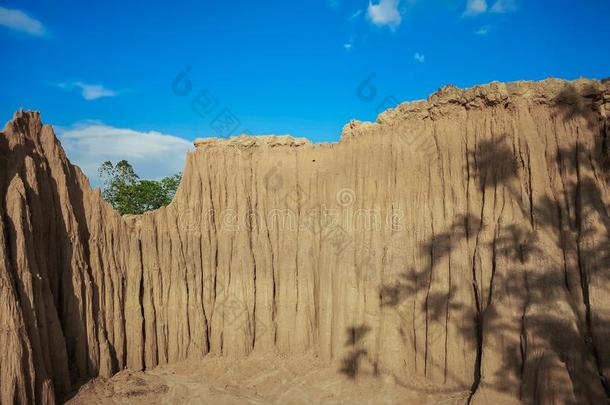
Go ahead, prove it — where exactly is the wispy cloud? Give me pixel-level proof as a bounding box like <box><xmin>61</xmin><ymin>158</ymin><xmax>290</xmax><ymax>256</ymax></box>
<box><xmin>367</xmin><ymin>0</ymin><xmax>402</xmax><ymax>30</ymax></box>
<box><xmin>57</xmin><ymin>123</ymin><xmax>193</xmax><ymax>185</ymax></box>
<box><xmin>463</xmin><ymin>0</ymin><xmax>488</xmax><ymax>16</ymax></box>
<box><xmin>464</xmin><ymin>0</ymin><xmax>518</xmax><ymax>16</ymax></box>
<box><xmin>344</xmin><ymin>36</ymin><xmax>355</xmax><ymax>50</ymax></box>
<box><xmin>0</xmin><ymin>6</ymin><xmax>47</xmax><ymax>37</ymax></box>
<box><xmin>329</xmin><ymin>0</ymin><xmax>340</xmax><ymax>10</ymax></box>
<box><xmin>349</xmin><ymin>9</ymin><xmax>364</xmax><ymax>22</ymax></box>
<box><xmin>57</xmin><ymin>81</ymin><xmax>119</xmax><ymax>100</ymax></box>
<box><xmin>476</xmin><ymin>25</ymin><xmax>491</xmax><ymax>35</ymax></box>
<box><xmin>490</xmin><ymin>0</ymin><xmax>519</xmax><ymax>13</ymax></box>
<box><xmin>414</xmin><ymin>52</ymin><xmax>425</xmax><ymax>63</ymax></box>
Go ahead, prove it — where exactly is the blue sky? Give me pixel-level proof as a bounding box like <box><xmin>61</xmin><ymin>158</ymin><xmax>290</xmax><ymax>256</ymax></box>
<box><xmin>1</xmin><ymin>0</ymin><xmax>610</xmax><ymax>181</ymax></box>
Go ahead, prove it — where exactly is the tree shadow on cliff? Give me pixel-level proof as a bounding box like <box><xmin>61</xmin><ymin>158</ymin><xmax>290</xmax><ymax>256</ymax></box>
<box><xmin>467</xmin><ymin>135</ymin><xmax>519</xmax><ymax>192</ymax></box>
<box><xmin>533</xmin><ymin>146</ymin><xmax>610</xmax><ymax>400</ymax></box>
<box><xmin>372</xmin><ymin>99</ymin><xmax>610</xmax><ymax>401</ymax></box>
<box><xmin>380</xmin><ymin>214</ymin><xmax>479</xmax><ymax>308</ymax></box>
<box><xmin>484</xmin><ymin>227</ymin><xmax>599</xmax><ymax>400</ymax></box>
<box><xmin>554</xmin><ymin>83</ymin><xmax>604</xmax><ymax>132</ymax></box>
<box><xmin>377</xmin><ymin>180</ymin><xmax>610</xmax><ymax>403</ymax></box>
<box><xmin>339</xmin><ymin>324</ymin><xmax>379</xmax><ymax>379</ymax></box>
<box><xmin>376</xmin><ymin>214</ymin><xmax>481</xmax><ymax>390</ymax></box>
<box><xmin>553</xmin><ymin>83</ymin><xmax>610</xmax><ymax>180</ymax></box>
<box><xmin>465</xmin><ymin>134</ymin><xmax>537</xmax><ymax>224</ymax></box>
<box><xmin>474</xmin><ymin>206</ymin><xmax>608</xmax><ymax>403</ymax></box>
<box><xmin>491</xmin><ymin>138</ymin><xmax>610</xmax><ymax>402</ymax></box>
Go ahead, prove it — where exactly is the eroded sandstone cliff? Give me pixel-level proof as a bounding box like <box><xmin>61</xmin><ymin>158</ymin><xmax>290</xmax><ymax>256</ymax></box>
<box><xmin>1</xmin><ymin>78</ymin><xmax>609</xmax><ymax>404</ymax></box>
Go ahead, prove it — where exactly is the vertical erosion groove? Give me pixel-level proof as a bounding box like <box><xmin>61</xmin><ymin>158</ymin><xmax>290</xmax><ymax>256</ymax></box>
<box><xmin>137</xmin><ymin>239</ymin><xmax>145</xmax><ymax>370</ymax></box>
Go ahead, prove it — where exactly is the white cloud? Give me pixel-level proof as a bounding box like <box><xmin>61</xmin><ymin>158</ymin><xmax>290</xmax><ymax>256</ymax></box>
<box><xmin>57</xmin><ymin>123</ymin><xmax>194</xmax><ymax>186</ymax></box>
<box><xmin>476</xmin><ymin>25</ymin><xmax>491</xmax><ymax>35</ymax></box>
<box><xmin>367</xmin><ymin>0</ymin><xmax>402</xmax><ymax>30</ymax></box>
<box><xmin>490</xmin><ymin>0</ymin><xmax>518</xmax><ymax>13</ymax></box>
<box><xmin>414</xmin><ymin>52</ymin><xmax>425</xmax><ymax>63</ymax></box>
<box><xmin>57</xmin><ymin>81</ymin><xmax>118</xmax><ymax>100</ymax></box>
<box><xmin>0</xmin><ymin>6</ymin><xmax>47</xmax><ymax>37</ymax></box>
<box><xmin>463</xmin><ymin>0</ymin><xmax>488</xmax><ymax>16</ymax></box>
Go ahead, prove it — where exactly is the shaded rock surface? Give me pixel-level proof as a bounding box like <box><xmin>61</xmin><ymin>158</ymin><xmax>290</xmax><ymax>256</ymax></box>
<box><xmin>1</xmin><ymin>78</ymin><xmax>610</xmax><ymax>404</ymax></box>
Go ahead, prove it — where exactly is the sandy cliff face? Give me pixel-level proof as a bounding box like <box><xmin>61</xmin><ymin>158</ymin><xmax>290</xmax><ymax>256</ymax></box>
<box><xmin>1</xmin><ymin>78</ymin><xmax>609</xmax><ymax>405</ymax></box>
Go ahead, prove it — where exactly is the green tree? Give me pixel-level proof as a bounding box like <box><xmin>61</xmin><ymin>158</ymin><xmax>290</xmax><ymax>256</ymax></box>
<box><xmin>98</xmin><ymin>160</ymin><xmax>182</xmax><ymax>215</ymax></box>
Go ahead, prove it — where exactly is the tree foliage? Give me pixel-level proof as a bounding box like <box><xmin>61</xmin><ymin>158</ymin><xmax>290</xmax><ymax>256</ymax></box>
<box><xmin>98</xmin><ymin>160</ymin><xmax>181</xmax><ymax>215</ymax></box>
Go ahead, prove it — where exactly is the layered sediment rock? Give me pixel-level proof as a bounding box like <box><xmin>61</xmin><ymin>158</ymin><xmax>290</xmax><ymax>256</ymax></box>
<box><xmin>1</xmin><ymin>78</ymin><xmax>609</xmax><ymax>404</ymax></box>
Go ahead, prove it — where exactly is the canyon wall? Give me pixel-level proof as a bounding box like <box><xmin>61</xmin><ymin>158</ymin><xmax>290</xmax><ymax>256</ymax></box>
<box><xmin>1</xmin><ymin>78</ymin><xmax>609</xmax><ymax>404</ymax></box>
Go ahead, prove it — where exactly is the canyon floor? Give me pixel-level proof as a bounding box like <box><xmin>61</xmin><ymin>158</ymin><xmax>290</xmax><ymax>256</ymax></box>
<box><xmin>65</xmin><ymin>354</ymin><xmax>471</xmax><ymax>405</ymax></box>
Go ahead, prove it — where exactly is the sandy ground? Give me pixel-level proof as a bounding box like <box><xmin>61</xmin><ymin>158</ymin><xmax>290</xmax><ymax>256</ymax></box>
<box><xmin>64</xmin><ymin>354</ymin><xmax>471</xmax><ymax>405</ymax></box>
